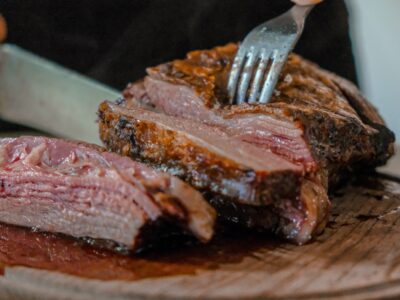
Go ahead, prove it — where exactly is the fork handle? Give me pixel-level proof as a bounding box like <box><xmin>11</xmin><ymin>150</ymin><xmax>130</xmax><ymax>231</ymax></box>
<box><xmin>290</xmin><ymin>4</ymin><xmax>315</xmax><ymax>29</ymax></box>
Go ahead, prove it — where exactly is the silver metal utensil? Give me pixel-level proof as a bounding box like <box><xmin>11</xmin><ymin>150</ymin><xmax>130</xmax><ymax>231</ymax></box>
<box><xmin>0</xmin><ymin>44</ymin><xmax>119</xmax><ymax>144</ymax></box>
<box><xmin>227</xmin><ymin>4</ymin><xmax>316</xmax><ymax>105</ymax></box>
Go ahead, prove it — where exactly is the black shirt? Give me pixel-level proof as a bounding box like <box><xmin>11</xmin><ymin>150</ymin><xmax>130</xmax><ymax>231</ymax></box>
<box><xmin>1</xmin><ymin>0</ymin><xmax>357</xmax><ymax>89</ymax></box>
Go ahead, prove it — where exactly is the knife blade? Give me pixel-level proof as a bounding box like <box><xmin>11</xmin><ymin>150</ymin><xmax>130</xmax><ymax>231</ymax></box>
<box><xmin>0</xmin><ymin>44</ymin><xmax>120</xmax><ymax>144</ymax></box>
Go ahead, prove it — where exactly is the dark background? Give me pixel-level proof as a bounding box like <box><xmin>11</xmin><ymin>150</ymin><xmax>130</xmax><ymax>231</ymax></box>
<box><xmin>1</xmin><ymin>0</ymin><xmax>357</xmax><ymax>90</ymax></box>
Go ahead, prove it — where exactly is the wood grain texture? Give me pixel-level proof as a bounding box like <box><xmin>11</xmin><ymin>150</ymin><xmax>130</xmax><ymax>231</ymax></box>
<box><xmin>0</xmin><ymin>132</ymin><xmax>399</xmax><ymax>299</ymax></box>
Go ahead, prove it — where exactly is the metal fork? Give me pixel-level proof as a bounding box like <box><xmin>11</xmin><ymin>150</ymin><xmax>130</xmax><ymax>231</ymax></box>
<box><xmin>227</xmin><ymin>4</ymin><xmax>316</xmax><ymax>105</ymax></box>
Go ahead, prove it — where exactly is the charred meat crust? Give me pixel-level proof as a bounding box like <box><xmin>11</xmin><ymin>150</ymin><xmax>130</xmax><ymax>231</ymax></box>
<box><xmin>99</xmin><ymin>102</ymin><xmax>302</xmax><ymax>207</ymax></box>
<box><xmin>275</xmin><ymin>54</ymin><xmax>395</xmax><ymax>172</ymax></box>
<box><xmin>141</xmin><ymin>44</ymin><xmax>394</xmax><ymax>178</ymax></box>
<box><xmin>98</xmin><ymin>102</ymin><xmax>330</xmax><ymax>244</ymax></box>
<box><xmin>99</xmin><ymin>103</ymin><xmax>311</xmax><ymax>242</ymax></box>
<box><xmin>99</xmin><ymin>43</ymin><xmax>394</xmax><ymax>244</ymax></box>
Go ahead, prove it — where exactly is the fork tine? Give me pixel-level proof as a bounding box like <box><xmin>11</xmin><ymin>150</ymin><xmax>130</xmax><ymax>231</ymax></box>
<box><xmin>227</xmin><ymin>54</ymin><xmax>245</xmax><ymax>104</ymax></box>
<box><xmin>236</xmin><ymin>50</ymin><xmax>258</xmax><ymax>104</ymax></box>
<box><xmin>258</xmin><ymin>50</ymin><xmax>286</xmax><ymax>104</ymax></box>
<box><xmin>248</xmin><ymin>51</ymin><xmax>270</xmax><ymax>104</ymax></box>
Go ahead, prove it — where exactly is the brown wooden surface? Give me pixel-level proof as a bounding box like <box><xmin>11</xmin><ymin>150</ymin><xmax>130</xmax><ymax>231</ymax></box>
<box><xmin>0</xmin><ymin>131</ymin><xmax>399</xmax><ymax>299</ymax></box>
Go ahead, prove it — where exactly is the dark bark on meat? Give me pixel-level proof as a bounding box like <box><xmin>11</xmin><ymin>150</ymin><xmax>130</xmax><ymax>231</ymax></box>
<box><xmin>99</xmin><ymin>44</ymin><xmax>394</xmax><ymax>244</ymax></box>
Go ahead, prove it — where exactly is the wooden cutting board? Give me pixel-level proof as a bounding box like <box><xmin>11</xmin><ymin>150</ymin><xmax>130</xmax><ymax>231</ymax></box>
<box><xmin>0</xmin><ymin>132</ymin><xmax>399</xmax><ymax>300</ymax></box>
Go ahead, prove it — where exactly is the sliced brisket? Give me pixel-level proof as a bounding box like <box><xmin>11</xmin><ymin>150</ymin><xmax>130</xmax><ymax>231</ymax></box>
<box><xmin>0</xmin><ymin>136</ymin><xmax>216</xmax><ymax>251</ymax></box>
<box><xmin>99</xmin><ymin>43</ymin><xmax>394</xmax><ymax>244</ymax></box>
<box><xmin>131</xmin><ymin>44</ymin><xmax>394</xmax><ymax>182</ymax></box>
<box><xmin>99</xmin><ymin>102</ymin><xmax>329</xmax><ymax>244</ymax></box>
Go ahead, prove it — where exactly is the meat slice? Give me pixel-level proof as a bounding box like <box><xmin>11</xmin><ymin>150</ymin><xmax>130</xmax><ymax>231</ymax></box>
<box><xmin>0</xmin><ymin>136</ymin><xmax>216</xmax><ymax>251</ymax></box>
<box><xmin>129</xmin><ymin>44</ymin><xmax>394</xmax><ymax>183</ymax></box>
<box><xmin>99</xmin><ymin>102</ymin><xmax>329</xmax><ymax>244</ymax></box>
<box><xmin>100</xmin><ymin>43</ymin><xmax>394</xmax><ymax>244</ymax></box>
<box><xmin>99</xmin><ymin>103</ymin><xmax>304</xmax><ymax>205</ymax></box>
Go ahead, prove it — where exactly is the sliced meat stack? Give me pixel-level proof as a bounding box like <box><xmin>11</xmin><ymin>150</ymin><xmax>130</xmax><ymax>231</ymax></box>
<box><xmin>0</xmin><ymin>136</ymin><xmax>216</xmax><ymax>251</ymax></box>
<box><xmin>98</xmin><ymin>43</ymin><xmax>395</xmax><ymax>244</ymax></box>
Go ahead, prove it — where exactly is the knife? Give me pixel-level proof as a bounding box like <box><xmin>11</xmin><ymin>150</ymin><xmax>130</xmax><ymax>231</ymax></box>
<box><xmin>0</xmin><ymin>44</ymin><xmax>120</xmax><ymax>145</ymax></box>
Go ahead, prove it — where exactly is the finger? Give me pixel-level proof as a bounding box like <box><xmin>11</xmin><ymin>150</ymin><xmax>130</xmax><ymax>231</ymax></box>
<box><xmin>0</xmin><ymin>14</ymin><xmax>7</xmax><ymax>43</ymax></box>
<box><xmin>291</xmin><ymin>0</ymin><xmax>323</xmax><ymax>6</ymax></box>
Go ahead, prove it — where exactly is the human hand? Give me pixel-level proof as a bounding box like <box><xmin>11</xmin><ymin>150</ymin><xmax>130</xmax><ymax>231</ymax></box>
<box><xmin>291</xmin><ymin>0</ymin><xmax>323</xmax><ymax>6</ymax></box>
<box><xmin>0</xmin><ymin>14</ymin><xmax>7</xmax><ymax>43</ymax></box>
